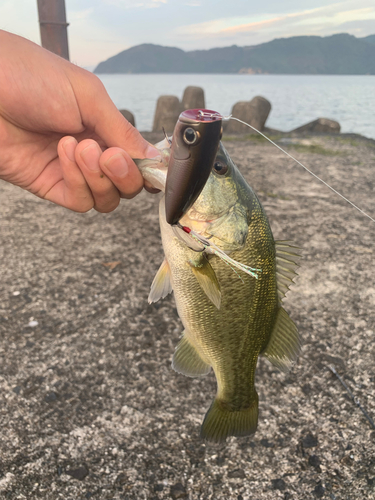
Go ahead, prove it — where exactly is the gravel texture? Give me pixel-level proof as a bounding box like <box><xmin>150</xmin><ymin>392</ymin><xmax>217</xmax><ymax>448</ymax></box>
<box><xmin>0</xmin><ymin>132</ymin><xmax>374</xmax><ymax>500</ymax></box>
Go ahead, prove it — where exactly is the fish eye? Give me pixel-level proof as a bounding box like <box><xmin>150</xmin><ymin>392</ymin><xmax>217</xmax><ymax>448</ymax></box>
<box><xmin>183</xmin><ymin>127</ymin><xmax>199</xmax><ymax>145</ymax></box>
<box><xmin>213</xmin><ymin>160</ymin><xmax>228</xmax><ymax>175</ymax></box>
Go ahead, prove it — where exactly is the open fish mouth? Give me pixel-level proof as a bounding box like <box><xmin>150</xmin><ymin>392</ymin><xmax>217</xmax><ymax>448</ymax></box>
<box><xmin>186</xmin><ymin>204</ymin><xmax>235</xmax><ymax>224</ymax></box>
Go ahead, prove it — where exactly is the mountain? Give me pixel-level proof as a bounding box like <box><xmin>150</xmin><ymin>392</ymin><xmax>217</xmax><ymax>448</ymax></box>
<box><xmin>95</xmin><ymin>44</ymin><xmax>194</xmax><ymax>74</ymax></box>
<box><xmin>363</xmin><ymin>34</ymin><xmax>375</xmax><ymax>45</ymax></box>
<box><xmin>94</xmin><ymin>33</ymin><xmax>375</xmax><ymax>75</ymax></box>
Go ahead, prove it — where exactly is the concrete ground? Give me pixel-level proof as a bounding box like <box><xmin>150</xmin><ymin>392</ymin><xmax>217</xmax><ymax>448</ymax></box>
<box><xmin>0</xmin><ymin>132</ymin><xmax>374</xmax><ymax>500</ymax></box>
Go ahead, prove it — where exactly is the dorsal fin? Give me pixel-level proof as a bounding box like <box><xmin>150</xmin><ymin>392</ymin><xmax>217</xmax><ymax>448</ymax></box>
<box><xmin>261</xmin><ymin>241</ymin><xmax>301</xmax><ymax>371</ymax></box>
<box><xmin>275</xmin><ymin>241</ymin><xmax>301</xmax><ymax>302</ymax></box>
<box><xmin>148</xmin><ymin>258</ymin><xmax>173</xmax><ymax>303</ymax></box>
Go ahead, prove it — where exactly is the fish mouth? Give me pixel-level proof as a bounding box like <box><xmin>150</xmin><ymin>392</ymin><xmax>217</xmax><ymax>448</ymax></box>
<box><xmin>186</xmin><ymin>204</ymin><xmax>235</xmax><ymax>224</ymax></box>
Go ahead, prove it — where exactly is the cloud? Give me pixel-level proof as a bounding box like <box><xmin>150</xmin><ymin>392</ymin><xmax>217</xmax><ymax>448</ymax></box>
<box><xmin>176</xmin><ymin>0</ymin><xmax>375</xmax><ymax>43</ymax></box>
<box><xmin>292</xmin><ymin>17</ymin><xmax>375</xmax><ymax>38</ymax></box>
<box><xmin>218</xmin><ymin>6</ymin><xmax>331</xmax><ymax>35</ymax></box>
<box><xmin>334</xmin><ymin>18</ymin><xmax>375</xmax><ymax>35</ymax></box>
<box><xmin>0</xmin><ymin>0</ymin><xmax>39</xmax><ymax>43</ymax></box>
<box><xmin>3</xmin><ymin>0</ymin><xmax>375</xmax><ymax>67</ymax></box>
<box><xmin>103</xmin><ymin>0</ymin><xmax>167</xmax><ymax>8</ymax></box>
<box><xmin>69</xmin><ymin>8</ymin><xmax>94</xmax><ymax>21</ymax></box>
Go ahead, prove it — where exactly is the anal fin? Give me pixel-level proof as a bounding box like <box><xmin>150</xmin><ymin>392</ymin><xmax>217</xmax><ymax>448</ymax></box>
<box><xmin>172</xmin><ymin>333</ymin><xmax>211</xmax><ymax>378</ymax></box>
<box><xmin>262</xmin><ymin>307</ymin><xmax>300</xmax><ymax>372</ymax></box>
<box><xmin>148</xmin><ymin>258</ymin><xmax>173</xmax><ymax>303</ymax></box>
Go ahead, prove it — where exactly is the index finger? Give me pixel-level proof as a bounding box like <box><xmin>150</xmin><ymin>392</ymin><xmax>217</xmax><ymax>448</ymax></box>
<box><xmin>68</xmin><ymin>69</ymin><xmax>158</xmax><ymax>159</ymax></box>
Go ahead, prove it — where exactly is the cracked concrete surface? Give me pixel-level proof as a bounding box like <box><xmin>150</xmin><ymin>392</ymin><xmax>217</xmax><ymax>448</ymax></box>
<box><xmin>0</xmin><ymin>133</ymin><xmax>374</xmax><ymax>499</ymax></box>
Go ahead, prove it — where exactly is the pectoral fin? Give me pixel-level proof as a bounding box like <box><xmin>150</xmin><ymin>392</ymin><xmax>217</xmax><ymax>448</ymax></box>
<box><xmin>190</xmin><ymin>257</ymin><xmax>221</xmax><ymax>309</ymax></box>
<box><xmin>261</xmin><ymin>307</ymin><xmax>300</xmax><ymax>372</ymax></box>
<box><xmin>172</xmin><ymin>332</ymin><xmax>211</xmax><ymax>377</ymax></box>
<box><xmin>148</xmin><ymin>258</ymin><xmax>173</xmax><ymax>303</ymax></box>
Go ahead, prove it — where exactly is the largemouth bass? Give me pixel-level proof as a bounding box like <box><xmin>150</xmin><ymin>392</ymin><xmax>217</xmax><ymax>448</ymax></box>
<box><xmin>137</xmin><ymin>138</ymin><xmax>300</xmax><ymax>443</ymax></box>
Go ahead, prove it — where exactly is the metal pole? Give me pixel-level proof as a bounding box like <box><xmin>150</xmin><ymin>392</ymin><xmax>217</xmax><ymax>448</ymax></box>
<box><xmin>37</xmin><ymin>0</ymin><xmax>70</xmax><ymax>60</ymax></box>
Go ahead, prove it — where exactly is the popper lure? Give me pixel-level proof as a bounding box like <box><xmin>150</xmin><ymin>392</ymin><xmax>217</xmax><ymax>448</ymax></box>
<box><xmin>165</xmin><ymin>109</ymin><xmax>223</xmax><ymax>225</ymax></box>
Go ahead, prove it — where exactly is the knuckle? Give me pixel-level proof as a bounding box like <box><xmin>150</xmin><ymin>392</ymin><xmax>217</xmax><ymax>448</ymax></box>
<box><xmin>120</xmin><ymin>184</ymin><xmax>143</xmax><ymax>199</ymax></box>
<box><xmin>94</xmin><ymin>198</ymin><xmax>120</xmax><ymax>213</ymax></box>
<box><xmin>91</xmin><ymin>181</ymin><xmax>112</xmax><ymax>197</ymax></box>
<box><xmin>73</xmin><ymin>197</ymin><xmax>94</xmax><ymax>213</ymax></box>
<box><xmin>89</xmin><ymin>73</ymin><xmax>106</xmax><ymax>92</ymax></box>
<box><xmin>77</xmin><ymin>138</ymin><xmax>98</xmax><ymax>152</ymax></box>
<box><xmin>93</xmin><ymin>191</ymin><xmax>120</xmax><ymax>213</ymax></box>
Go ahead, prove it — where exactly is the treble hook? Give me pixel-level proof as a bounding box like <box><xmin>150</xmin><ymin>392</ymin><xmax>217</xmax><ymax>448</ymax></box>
<box><xmin>162</xmin><ymin>127</ymin><xmax>172</xmax><ymax>146</ymax></box>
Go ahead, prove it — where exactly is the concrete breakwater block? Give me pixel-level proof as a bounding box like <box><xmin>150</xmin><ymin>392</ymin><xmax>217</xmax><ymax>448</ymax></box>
<box><xmin>291</xmin><ymin>118</ymin><xmax>341</xmax><ymax>134</ymax></box>
<box><xmin>226</xmin><ymin>96</ymin><xmax>271</xmax><ymax>133</ymax></box>
<box><xmin>182</xmin><ymin>86</ymin><xmax>205</xmax><ymax>110</ymax></box>
<box><xmin>119</xmin><ymin>109</ymin><xmax>136</xmax><ymax>127</ymax></box>
<box><xmin>152</xmin><ymin>95</ymin><xmax>181</xmax><ymax>134</ymax></box>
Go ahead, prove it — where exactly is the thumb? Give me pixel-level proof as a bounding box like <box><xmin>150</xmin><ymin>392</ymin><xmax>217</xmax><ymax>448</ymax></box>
<box><xmin>70</xmin><ymin>69</ymin><xmax>159</xmax><ymax>159</ymax></box>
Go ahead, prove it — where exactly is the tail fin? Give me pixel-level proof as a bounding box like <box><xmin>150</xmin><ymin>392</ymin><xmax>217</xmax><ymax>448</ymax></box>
<box><xmin>200</xmin><ymin>396</ymin><xmax>258</xmax><ymax>444</ymax></box>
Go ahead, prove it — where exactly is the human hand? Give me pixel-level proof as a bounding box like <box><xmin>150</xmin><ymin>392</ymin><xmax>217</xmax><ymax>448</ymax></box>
<box><xmin>0</xmin><ymin>30</ymin><xmax>159</xmax><ymax>213</ymax></box>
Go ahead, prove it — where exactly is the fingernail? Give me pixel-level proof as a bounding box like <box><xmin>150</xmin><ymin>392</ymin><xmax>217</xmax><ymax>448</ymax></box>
<box><xmin>81</xmin><ymin>143</ymin><xmax>101</xmax><ymax>172</ymax></box>
<box><xmin>145</xmin><ymin>145</ymin><xmax>160</xmax><ymax>159</ymax></box>
<box><xmin>104</xmin><ymin>153</ymin><xmax>129</xmax><ymax>178</ymax></box>
<box><xmin>63</xmin><ymin>138</ymin><xmax>76</xmax><ymax>162</ymax></box>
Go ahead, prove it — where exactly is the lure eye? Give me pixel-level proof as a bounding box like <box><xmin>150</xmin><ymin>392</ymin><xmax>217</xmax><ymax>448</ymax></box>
<box><xmin>183</xmin><ymin>127</ymin><xmax>199</xmax><ymax>145</ymax></box>
<box><xmin>213</xmin><ymin>160</ymin><xmax>228</xmax><ymax>175</ymax></box>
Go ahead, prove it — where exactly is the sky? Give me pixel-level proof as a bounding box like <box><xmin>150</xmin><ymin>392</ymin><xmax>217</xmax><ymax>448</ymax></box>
<box><xmin>1</xmin><ymin>0</ymin><xmax>375</xmax><ymax>68</ymax></box>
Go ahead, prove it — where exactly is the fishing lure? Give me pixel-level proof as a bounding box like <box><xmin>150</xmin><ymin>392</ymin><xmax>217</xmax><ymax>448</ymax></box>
<box><xmin>166</xmin><ymin>110</ymin><xmax>375</xmax><ymax>226</ymax></box>
<box><xmin>163</xmin><ymin>108</ymin><xmax>374</xmax><ymax>290</ymax></box>
<box><xmin>164</xmin><ymin>109</ymin><xmax>222</xmax><ymax>225</ymax></box>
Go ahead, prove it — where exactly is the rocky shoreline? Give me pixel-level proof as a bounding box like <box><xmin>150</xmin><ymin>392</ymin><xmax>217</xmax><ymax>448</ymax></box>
<box><xmin>0</xmin><ymin>132</ymin><xmax>374</xmax><ymax>499</ymax></box>
<box><xmin>125</xmin><ymin>86</ymin><xmax>346</xmax><ymax>142</ymax></box>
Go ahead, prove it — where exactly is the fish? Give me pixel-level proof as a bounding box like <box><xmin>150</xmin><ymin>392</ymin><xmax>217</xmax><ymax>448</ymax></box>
<box><xmin>136</xmin><ymin>137</ymin><xmax>301</xmax><ymax>444</ymax></box>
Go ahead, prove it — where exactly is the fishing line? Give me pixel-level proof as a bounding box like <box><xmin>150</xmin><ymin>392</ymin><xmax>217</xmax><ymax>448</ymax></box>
<box><xmin>327</xmin><ymin>365</ymin><xmax>375</xmax><ymax>430</ymax></box>
<box><xmin>224</xmin><ymin>116</ymin><xmax>375</xmax><ymax>225</ymax></box>
<box><xmin>221</xmin><ymin>113</ymin><xmax>375</xmax><ymax>429</ymax></box>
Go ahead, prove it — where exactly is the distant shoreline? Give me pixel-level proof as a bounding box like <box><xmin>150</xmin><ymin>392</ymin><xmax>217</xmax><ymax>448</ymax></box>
<box><xmin>94</xmin><ymin>34</ymin><xmax>375</xmax><ymax>75</ymax></box>
<box><xmin>97</xmin><ymin>73</ymin><xmax>375</xmax><ymax>139</ymax></box>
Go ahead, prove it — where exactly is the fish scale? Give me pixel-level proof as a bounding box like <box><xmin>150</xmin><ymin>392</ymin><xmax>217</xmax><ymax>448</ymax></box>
<box><xmin>138</xmin><ymin>140</ymin><xmax>300</xmax><ymax>443</ymax></box>
<box><xmin>203</xmin><ymin>202</ymin><xmax>277</xmax><ymax>408</ymax></box>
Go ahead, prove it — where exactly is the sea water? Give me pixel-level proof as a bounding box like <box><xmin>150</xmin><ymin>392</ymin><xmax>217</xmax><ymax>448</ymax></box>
<box><xmin>97</xmin><ymin>74</ymin><xmax>375</xmax><ymax>139</ymax></box>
